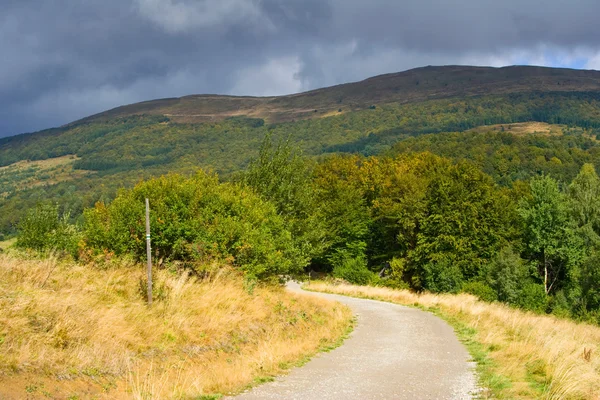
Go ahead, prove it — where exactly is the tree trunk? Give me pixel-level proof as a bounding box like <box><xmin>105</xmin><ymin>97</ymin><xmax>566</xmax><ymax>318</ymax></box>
<box><xmin>544</xmin><ymin>253</ymin><xmax>549</xmax><ymax>295</ymax></box>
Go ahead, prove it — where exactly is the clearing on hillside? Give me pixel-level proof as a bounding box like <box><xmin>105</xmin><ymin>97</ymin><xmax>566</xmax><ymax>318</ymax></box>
<box><xmin>467</xmin><ymin>122</ymin><xmax>566</xmax><ymax>136</ymax></box>
<box><xmin>0</xmin><ymin>155</ymin><xmax>90</xmax><ymax>197</ymax></box>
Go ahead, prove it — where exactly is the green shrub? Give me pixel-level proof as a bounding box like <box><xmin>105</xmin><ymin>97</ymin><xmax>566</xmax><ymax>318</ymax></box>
<box><xmin>332</xmin><ymin>256</ymin><xmax>374</xmax><ymax>285</ymax></box>
<box><xmin>16</xmin><ymin>204</ymin><xmax>79</xmax><ymax>256</ymax></box>
<box><xmin>374</xmin><ymin>276</ymin><xmax>410</xmax><ymax>290</ymax></box>
<box><xmin>83</xmin><ymin>172</ymin><xmax>305</xmax><ymax>279</ymax></box>
<box><xmin>422</xmin><ymin>259</ymin><xmax>464</xmax><ymax>293</ymax></box>
<box><xmin>578</xmin><ymin>308</ymin><xmax>600</xmax><ymax>325</ymax></box>
<box><xmin>462</xmin><ymin>281</ymin><xmax>498</xmax><ymax>302</ymax></box>
<box><xmin>488</xmin><ymin>246</ymin><xmax>529</xmax><ymax>305</ymax></box>
<box><xmin>517</xmin><ymin>283</ymin><xmax>548</xmax><ymax>313</ymax></box>
<box><xmin>579</xmin><ymin>252</ymin><xmax>600</xmax><ymax>313</ymax></box>
<box><xmin>375</xmin><ymin>258</ymin><xmax>410</xmax><ymax>290</ymax></box>
<box><xmin>549</xmin><ymin>290</ymin><xmax>573</xmax><ymax>318</ymax></box>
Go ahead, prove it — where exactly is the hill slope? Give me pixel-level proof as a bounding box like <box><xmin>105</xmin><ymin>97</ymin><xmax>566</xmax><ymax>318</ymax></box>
<box><xmin>76</xmin><ymin>65</ymin><xmax>600</xmax><ymax>125</ymax></box>
<box><xmin>3</xmin><ymin>65</ymin><xmax>600</xmax><ymax>234</ymax></box>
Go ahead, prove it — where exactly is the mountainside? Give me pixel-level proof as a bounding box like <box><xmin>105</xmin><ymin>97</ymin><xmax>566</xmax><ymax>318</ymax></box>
<box><xmin>76</xmin><ymin>65</ymin><xmax>600</xmax><ymax>125</ymax></box>
<box><xmin>3</xmin><ymin>65</ymin><xmax>600</xmax><ymax>235</ymax></box>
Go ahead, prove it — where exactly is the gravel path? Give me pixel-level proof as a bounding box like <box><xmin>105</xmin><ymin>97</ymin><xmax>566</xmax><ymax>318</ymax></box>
<box><xmin>230</xmin><ymin>282</ymin><xmax>478</xmax><ymax>400</ymax></box>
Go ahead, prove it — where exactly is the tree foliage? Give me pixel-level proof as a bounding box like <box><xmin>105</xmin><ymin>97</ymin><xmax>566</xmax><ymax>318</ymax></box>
<box><xmin>313</xmin><ymin>155</ymin><xmax>371</xmax><ymax>271</ymax></box>
<box><xmin>313</xmin><ymin>153</ymin><xmax>516</xmax><ymax>293</ymax></box>
<box><xmin>518</xmin><ymin>175</ymin><xmax>584</xmax><ymax>295</ymax></box>
<box><xmin>241</xmin><ymin>134</ymin><xmax>326</xmax><ymax>262</ymax></box>
<box><xmin>16</xmin><ymin>203</ymin><xmax>79</xmax><ymax>256</ymax></box>
<box><xmin>83</xmin><ymin>172</ymin><xmax>305</xmax><ymax>279</ymax></box>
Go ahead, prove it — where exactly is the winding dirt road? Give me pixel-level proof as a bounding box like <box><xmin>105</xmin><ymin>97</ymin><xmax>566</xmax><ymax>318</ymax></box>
<box><xmin>231</xmin><ymin>282</ymin><xmax>478</xmax><ymax>400</ymax></box>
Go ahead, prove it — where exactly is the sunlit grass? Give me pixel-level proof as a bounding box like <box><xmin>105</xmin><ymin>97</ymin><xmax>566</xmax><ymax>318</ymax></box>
<box><xmin>0</xmin><ymin>254</ymin><xmax>352</xmax><ymax>399</ymax></box>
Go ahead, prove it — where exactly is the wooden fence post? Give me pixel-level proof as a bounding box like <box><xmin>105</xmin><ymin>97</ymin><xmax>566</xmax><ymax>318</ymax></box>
<box><xmin>145</xmin><ymin>198</ymin><xmax>152</xmax><ymax>306</ymax></box>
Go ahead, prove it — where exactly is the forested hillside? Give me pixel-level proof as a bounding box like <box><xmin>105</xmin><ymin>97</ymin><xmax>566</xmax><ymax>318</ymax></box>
<box><xmin>3</xmin><ymin>66</ymin><xmax>600</xmax><ymax>237</ymax></box>
<box><xmin>389</xmin><ymin>129</ymin><xmax>600</xmax><ymax>185</ymax></box>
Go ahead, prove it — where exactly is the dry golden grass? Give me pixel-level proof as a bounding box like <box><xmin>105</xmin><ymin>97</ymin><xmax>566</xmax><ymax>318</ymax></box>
<box><xmin>0</xmin><ymin>254</ymin><xmax>352</xmax><ymax>399</ymax></box>
<box><xmin>307</xmin><ymin>282</ymin><xmax>600</xmax><ymax>400</ymax></box>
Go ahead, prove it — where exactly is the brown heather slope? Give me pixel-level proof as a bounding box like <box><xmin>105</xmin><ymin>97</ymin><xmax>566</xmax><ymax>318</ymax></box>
<box><xmin>76</xmin><ymin>65</ymin><xmax>600</xmax><ymax>125</ymax></box>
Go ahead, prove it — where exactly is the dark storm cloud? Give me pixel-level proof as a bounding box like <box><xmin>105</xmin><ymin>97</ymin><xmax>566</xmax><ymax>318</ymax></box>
<box><xmin>1</xmin><ymin>0</ymin><xmax>600</xmax><ymax>138</ymax></box>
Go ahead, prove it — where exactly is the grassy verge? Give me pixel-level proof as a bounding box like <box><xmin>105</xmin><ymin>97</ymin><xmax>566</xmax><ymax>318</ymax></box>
<box><xmin>0</xmin><ymin>237</ymin><xmax>16</xmax><ymax>249</ymax></box>
<box><xmin>0</xmin><ymin>254</ymin><xmax>353</xmax><ymax>399</ymax></box>
<box><xmin>306</xmin><ymin>281</ymin><xmax>600</xmax><ymax>400</ymax></box>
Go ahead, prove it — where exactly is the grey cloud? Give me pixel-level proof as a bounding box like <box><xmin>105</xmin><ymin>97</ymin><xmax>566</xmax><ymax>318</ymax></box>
<box><xmin>134</xmin><ymin>0</ymin><xmax>271</xmax><ymax>34</ymax></box>
<box><xmin>325</xmin><ymin>0</ymin><xmax>600</xmax><ymax>52</ymax></box>
<box><xmin>1</xmin><ymin>0</ymin><xmax>600</xmax><ymax>137</ymax></box>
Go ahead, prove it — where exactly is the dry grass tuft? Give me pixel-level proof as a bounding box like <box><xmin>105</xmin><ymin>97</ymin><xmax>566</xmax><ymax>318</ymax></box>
<box><xmin>0</xmin><ymin>254</ymin><xmax>352</xmax><ymax>399</ymax></box>
<box><xmin>307</xmin><ymin>282</ymin><xmax>600</xmax><ymax>400</ymax></box>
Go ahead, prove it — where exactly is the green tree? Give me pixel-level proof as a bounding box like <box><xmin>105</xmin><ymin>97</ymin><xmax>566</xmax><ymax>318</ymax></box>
<box><xmin>16</xmin><ymin>203</ymin><xmax>79</xmax><ymax>256</ymax></box>
<box><xmin>568</xmin><ymin>163</ymin><xmax>600</xmax><ymax>245</ymax></box>
<box><xmin>519</xmin><ymin>175</ymin><xmax>583</xmax><ymax>295</ymax></box>
<box><xmin>313</xmin><ymin>155</ymin><xmax>371</xmax><ymax>270</ymax></box>
<box><xmin>578</xmin><ymin>252</ymin><xmax>600</xmax><ymax>320</ymax></box>
<box><xmin>346</xmin><ymin>153</ymin><xmax>516</xmax><ymax>292</ymax></box>
<box><xmin>242</xmin><ymin>134</ymin><xmax>326</xmax><ymax>263</ymax></box>
<box><xmin>410</xmin><ymin>161</ymin><xmax>516</xmax><ymax>291</ymax></box>
<box><xmin>487</xmin><ymin>246</ymin><xmax>530</xmax><ymax>305</ymax></box>
<box><xmin>567</xmin><ymin>164</ymin><xmax>600</xmax><ymax>317</ymax></box>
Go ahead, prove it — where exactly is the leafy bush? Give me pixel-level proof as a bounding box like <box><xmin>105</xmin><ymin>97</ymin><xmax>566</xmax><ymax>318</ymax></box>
<box><xmin>517</xmin><ymin>283</ymin><xmax>548</xmax><ymax>313</ymax></box>
<box><xmin>16</xmin><ymin>204</ymin><xmax>79</xmax><ymax>256</ymax></box>
<box><xmin>578</xmin><ymin>308</ymin><xmax>600</xmax><ymax>325</ymax></box>
<box><xmin>488</xmin><ymin>247</ymin><xmax>529</xmax><ymax>305</ymax></box>
<box><xmin>461</xmin><ymin>281</ymin><xmax>498</xmax><ymax>302</ymax></box>
<box><xmin>375</xmin><ymin>258</ymin><xmax>410</xmax><ymax>289</ymax></box>
<box><xmin>83</xmin><ymin>172</ymin><xmax>305</xmax><ymax>279</ymax></box>
<box><xmin>549</xmin><ymin>290</ymin><xmax>573</xmax><ymax>318</ymax></box>
<box><xmin>332</xmin><ymin>256</ymin><xmax>374</xmax><ymax>285</ymax></box>
<box><xmin>422</xmin><ymin>259</ymin><xmax>464</xmax><ymax>293</ymax></box>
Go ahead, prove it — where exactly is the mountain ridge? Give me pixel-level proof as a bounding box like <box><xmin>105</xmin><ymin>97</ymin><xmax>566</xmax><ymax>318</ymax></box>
<box><xmin>71</xmin><ymin>65</ymin><xmax>600</xmax><ymax>127</ymax></box>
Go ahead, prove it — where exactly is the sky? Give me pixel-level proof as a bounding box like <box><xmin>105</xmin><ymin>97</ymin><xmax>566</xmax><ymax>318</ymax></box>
<box><xmin>2</xmin><ymin>0</ymin><xmax>600</xmax><ymax>138</ymax></box>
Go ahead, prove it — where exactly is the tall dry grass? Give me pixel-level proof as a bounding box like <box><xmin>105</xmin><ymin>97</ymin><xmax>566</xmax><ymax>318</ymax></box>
<box><xmin>0</xmin><ymin>254</ymin><xmax>352</xmax><ymax>399</ymax></box>
<box><xmin>307</xmin><ymin>282</ymin><xmax>600</xmax><ymax>400</ymax></box>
